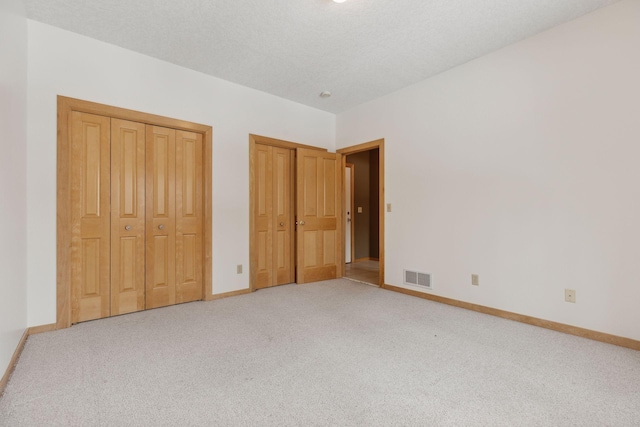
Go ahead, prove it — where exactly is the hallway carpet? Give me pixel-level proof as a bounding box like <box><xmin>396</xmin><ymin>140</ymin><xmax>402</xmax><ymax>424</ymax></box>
<box><xmin>1</xmin><ymin>279</ymin><xmax>639</xmax><ymax>426</ymax></box>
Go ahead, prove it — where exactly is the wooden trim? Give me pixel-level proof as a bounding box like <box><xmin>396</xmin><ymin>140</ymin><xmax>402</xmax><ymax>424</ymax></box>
<box><xmin>379</xmin><ymin>142</ymin><xmax>385</xmax><ymax>288</ymax></box>
<box><xmin>338</xmin><ymin>139</ymin><xmax>385</xmax><ymax>287</ymax></box>
<box><xmin>346</xmin><ymin>163</ymin><xmax>355</xmax><ymax>264</ymax></box>
<box><xmin>249</xmin><ymin>134</ymin><xmax>328</xmax><ymax>291</ymax></box>
<box><xmin>249</xmin><ymin>134</ymin><xmax>327</xmax><ymax>152</ymax></box>
<box><xmin>57</xmin><ymin>96</ymin><xmax>213</xmax><ymax>326</ymax></box>
<box><xmin>58</xmin><ymin>96</ymin><xmax>211</xmax><ymax>133</ymax></box>
<box><xmin>337</xmin><ymin>139</ymin><xmax>384</xmax><ymax>155</ymax></box>
<box><xmin>57</xmin><ymin>97</ymin><xmax>72</xmax><ymax>329</ymax></box>
<box><xmin>383</xmin><ymin>284</ymin><xmax>640</xmax><ymax>351</ymax></box>
<box><xmin>28</xmin><ymin>323</ymin><xmax>57</xmax><ymax>335</ymax></box>
<box><xmin>208</xmin><ymin>288</ymin><xmax>252</xmax><ymax>301</ymax></box>
<box><xmin>354</xmin><ymin>257</ymin><xmax>379</xmax><ymax>262</ymax></box>
<box><xmin>203</xmin><ymin>128</ymin><xmax>213</xmax><ymax>300</ymax></box>
<box><xmin>0</xmin><ymin>330</ymin><xmax>29</xmax><ymax>397</ymax></box>
<box><xmin>249</xmin><ymin>137</ymin><xmax>257</xmax><ymax>292</ymax></box>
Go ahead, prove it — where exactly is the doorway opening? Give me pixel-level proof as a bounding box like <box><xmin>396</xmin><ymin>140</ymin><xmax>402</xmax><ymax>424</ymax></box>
<box><xmin>338</xmin><ymin>139</ymin><xmax>384</xmax><ymax>287</ymax></box>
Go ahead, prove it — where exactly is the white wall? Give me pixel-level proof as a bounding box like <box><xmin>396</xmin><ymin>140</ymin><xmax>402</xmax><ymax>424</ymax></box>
<box><xmin>337</xmin><ymin>0</ymin><xmax>640</xmax><ymax>341</ymax></box>
<box><xmin>0</xmin><ymin>0</ymin><xmax>28</xmax><ymax>372</ymax></box>
<box><xmin>26</xmin><ymin>21</ymin><xmax>335</xmax><ymax>326</ymax></box>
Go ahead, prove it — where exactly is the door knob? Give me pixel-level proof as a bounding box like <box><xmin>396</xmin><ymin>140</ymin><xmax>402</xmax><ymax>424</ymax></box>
<box><xmin>280</xmin><ymin>222</ymin><xmax>285</xmax><ymax>226</ymax></box>
<box><xmin>158</xmin><ymin>224</ymin><xmax>165</xmax><ymax>230</ymax></box>
<box><xmin>125</xmin><ymin>225</ymin><xmax>132</xmax><ymax>231</ymax></box>
<box><xmin>299</xmin><ymin>221</ymin><xmax>305</xmax><ymax>226</ymax></box>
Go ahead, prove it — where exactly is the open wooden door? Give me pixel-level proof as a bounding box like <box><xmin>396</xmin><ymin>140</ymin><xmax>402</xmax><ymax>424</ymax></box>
<box><xmin>296</xmin><ymin>148</ymin><xmax>341</xmax><ymax>284</ymax></box>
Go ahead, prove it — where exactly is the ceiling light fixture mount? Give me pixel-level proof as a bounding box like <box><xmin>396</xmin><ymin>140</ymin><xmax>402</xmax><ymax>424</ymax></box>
<box><xmin>333</xmin><ymin>0</ymin><xmax>347</xmax><ymax>3</ymax></box>
<box><xmin>319</xmin><ymin>91</ymin><xmax>332</xmax><ymax>98</ymax></box>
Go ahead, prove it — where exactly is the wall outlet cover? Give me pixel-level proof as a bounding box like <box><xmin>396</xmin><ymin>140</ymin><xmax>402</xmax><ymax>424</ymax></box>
<box><xmin>565</xmin><ymin>289</ymin><xmax>576</xmax><ymax>303</ymax></box>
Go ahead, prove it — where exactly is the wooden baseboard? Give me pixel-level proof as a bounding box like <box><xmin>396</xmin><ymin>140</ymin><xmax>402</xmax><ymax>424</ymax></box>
<box><xmin>206</xmin><ymin>288</ymin><xmax>252</xmax><ymax>301</ymax></box>
<box><xmin>382</xmin><ymin>284</ymin><xmax>640</xmax><ymax>352</ymax></box>
<box><xmin>0</xmin><ymin>329</ymin><xmax>29</xmax><ymax>397</ymax></box>
<box><xmin>28</xmin><ymin>323</ymin><xmax>57</xmax><ymax>335</ymax></box>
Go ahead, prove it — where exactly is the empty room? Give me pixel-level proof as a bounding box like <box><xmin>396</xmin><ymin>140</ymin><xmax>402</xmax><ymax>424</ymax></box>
<box><xmin>1</xmin><ymin>0</ymin><xmax>639</xmax><ymax>425</ymax></box>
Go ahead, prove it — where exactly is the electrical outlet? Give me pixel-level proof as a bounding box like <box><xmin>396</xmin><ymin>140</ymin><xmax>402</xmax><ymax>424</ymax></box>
<box><xmin>565</xmin><ymin>289</ymin><xmax>576</xmax><ymax>303</ymax></box>
<box><xmin>387</xmin><ymin>203</ymin><xmax>392</xmax><ymax>212</ymax></box>
<box><xmin>237</xmin><ymin>264</ymin><xmax>243</xmax><ymax>274</ymax></box>
<box><xmin>471</xmin><ymin>274</ymin><xmax>479</xmax><ymax>286</ymax></box>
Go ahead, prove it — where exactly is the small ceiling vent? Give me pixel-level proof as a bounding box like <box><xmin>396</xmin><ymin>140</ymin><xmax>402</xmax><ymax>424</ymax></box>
<box><xmin>404</xmin><ymin>270</ymin><xmax>432</xmax><ymax>289</ymax></box>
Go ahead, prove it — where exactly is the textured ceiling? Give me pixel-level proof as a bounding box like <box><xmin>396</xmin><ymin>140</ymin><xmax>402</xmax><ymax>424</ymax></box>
<box><xmin>26</xmin><ymin>0</ymin><xmax>619</xmax><ymax>113</ymax></box>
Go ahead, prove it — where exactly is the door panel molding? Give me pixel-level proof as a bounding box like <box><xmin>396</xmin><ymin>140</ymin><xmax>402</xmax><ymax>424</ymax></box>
<box><xmin>337</xmin><ymin>139</ymin><xmax>385</xmax><ymax>287</ymax></box>
<box><xmin>57</xmin><ymin>96</ymin><xmax>213</xmax><ymax>330</ymax></box>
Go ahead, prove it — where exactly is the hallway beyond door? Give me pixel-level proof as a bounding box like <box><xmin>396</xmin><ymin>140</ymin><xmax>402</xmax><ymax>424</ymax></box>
<box><xmin>344</xmin><ymin>260</ymin><xmax>379</xmax><ymax>285</ymax></box>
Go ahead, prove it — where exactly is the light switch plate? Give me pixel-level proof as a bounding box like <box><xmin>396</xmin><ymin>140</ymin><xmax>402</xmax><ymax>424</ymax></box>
<box><xmin>357</xmin><ymin>207</ymin><xmax>363</xmax><ymax>213</ymax></box>
<box><xmin>387</xmin><ymin>203</ymin><xmax>392</xmax><ymax>212</ymax></box>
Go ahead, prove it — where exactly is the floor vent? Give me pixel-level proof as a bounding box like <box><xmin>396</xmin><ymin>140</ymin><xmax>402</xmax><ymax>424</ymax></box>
<box><xmin>404</xmin><ymin>270</ymin><xmax>432</xmax><ymax>289</ymax></box>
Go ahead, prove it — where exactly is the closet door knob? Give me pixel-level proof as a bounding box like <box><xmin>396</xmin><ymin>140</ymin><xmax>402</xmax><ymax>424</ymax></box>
<box><xmin>299</xmin><ymin>221</ymin><xmax>305</xmax><ymax>226</ymax></box>
<box><xmin>158</xmin><ymin>224</ymin><xmax>165</xmax><ymax>230</ymax></box>
<box><xmin>125</xmin><ymin>225</ymin><xmax>132</xmax><ymax>231</ymax></box>
<box><xmin>280</xmin><ymin>222</ymin><xmax>285</xmax><ymax>227</ymax></box>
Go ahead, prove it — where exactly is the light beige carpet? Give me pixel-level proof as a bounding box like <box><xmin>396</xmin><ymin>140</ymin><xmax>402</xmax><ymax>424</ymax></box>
<box><xmin>1</xmin><ymin>279</ymin><xmax>639</xmax><ymax>426</ymax></box>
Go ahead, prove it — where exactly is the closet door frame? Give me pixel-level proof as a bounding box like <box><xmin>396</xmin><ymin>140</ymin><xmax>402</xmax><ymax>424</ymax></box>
<box><xmin>57</xmin><ymin>96</ymin><xmax>213</xmax><ymax>330</ymax></box>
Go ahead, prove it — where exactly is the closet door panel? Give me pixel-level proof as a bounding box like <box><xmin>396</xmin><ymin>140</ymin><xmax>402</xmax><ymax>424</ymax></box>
<box><xmin>273</xmin><ymin>147</ymin><xmax>294</xmax><ymax>285</ymax></box>
<box><xmin>175</xmin><ymin>130</ymin><xmax>203</xmax><ymax>303</ymax></box>
<box><xmin>111</xmin><ymin>119</ymin><xmax>146</xmax><ymax>315</ymax></box>
<box><xmin>70</xmin><ymin>112</ymin><xmax>111</xmax><ymax>323</ymax></box>
<box><xmin>254</xmin><ymin>144</ymin><xmax>273</xmax><ymax>288</ymax></box>
<box><xmin>146</xmin><ymin>125</ymin><xmax>176</xmax><ymax>309</ymax></box>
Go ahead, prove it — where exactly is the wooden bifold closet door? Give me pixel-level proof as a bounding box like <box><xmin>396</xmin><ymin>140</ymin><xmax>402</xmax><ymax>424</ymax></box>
<box><xmin>70</xmin><ymin>114</ymin><xmax>204</xmax><ymax>323</ymax></box>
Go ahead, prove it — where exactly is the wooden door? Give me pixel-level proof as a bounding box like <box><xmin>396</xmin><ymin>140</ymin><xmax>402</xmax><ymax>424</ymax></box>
<box><xmin>110</xmin><ymin>119</ymin><xmax>146</xmax><ymax>315</ymax></box>
<box><xmin>296</xmin><ymin>148</ymin><xmax>341</xmax><ymax>284</ymax></box>
<box><xmin>175</xmin><ymin>130</ymin><xmax>204</xmax><ymax>303</ymax></box>
<box><xmin>145</xmin><ymin>125</ymin><xmax>177</xmax><ymax>309</ymax></box>
<box><xmin>254</xmin><ymin>144</ymin><xmax>295</xmax><ymax>289</ymax></box>
<box><xmin>70</xmin><ymin>112</ymin><xmax>111</xmax><ymax>323</ymax></box>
